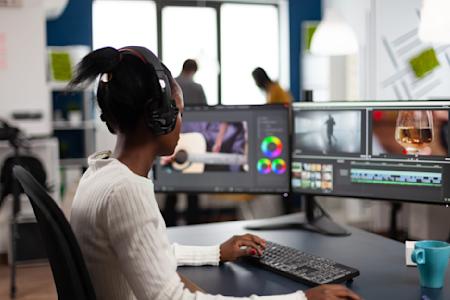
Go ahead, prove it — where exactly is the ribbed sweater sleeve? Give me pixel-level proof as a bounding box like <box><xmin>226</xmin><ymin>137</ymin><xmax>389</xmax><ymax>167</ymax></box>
<box><xmin>172</xmin><ymin>244</ymin><xmax>221</xmax><ymax>266</ymax></box>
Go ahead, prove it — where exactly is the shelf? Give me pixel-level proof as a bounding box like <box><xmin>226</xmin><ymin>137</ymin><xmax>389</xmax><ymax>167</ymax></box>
<box><xmin>53</xmin><ymin>120</ymin><xmax>95</xmax><ymax>130</ymax></box>
<box><xmin>50</xmin><ymin>80</ymin><xmax>96</xmax><ymax>168</ymax></box>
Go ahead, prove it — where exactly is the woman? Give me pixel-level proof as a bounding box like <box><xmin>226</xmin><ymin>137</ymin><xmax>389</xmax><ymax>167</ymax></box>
<box><xmin>252</xmin><ymin>67</ymin><xmax>292</xmax><ymax>104</ymax></box>
<box><xmin>69</xmin><ymin>46</ymin><xmax>360</xmax><ymax>300</ymax></box>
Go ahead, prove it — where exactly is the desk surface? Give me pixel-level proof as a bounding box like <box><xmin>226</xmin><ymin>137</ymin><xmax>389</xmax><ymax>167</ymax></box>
<box><xmin>167</xmin><ymin>213</ymin><xmax>449</xmax><ymax>300</ymax></box>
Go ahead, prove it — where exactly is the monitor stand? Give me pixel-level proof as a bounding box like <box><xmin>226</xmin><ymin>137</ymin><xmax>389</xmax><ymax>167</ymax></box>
<box><xmin>244</xmin><ymin>195</ymin><xmax>351</xmax><ymax>236</ymax></box>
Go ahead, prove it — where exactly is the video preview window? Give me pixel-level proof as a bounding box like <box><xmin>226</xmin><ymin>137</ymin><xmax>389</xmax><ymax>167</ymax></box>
<box><xmin>160</xmin><ymin>121</ymin><xmax>248</xmax><ymax>173</ymax></box>
<box><xmin>294</xmin><ymin>110</ymin><xmax>362</xmax><ymax>155</ymax></box>
<box><xmin>372</xmin><ymin>110</ymin><xmax>449</xmax><ymax>157</ymax></box>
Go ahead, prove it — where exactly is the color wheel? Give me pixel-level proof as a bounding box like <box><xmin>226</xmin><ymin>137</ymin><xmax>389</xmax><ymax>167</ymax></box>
<box><xmin>257</xmin><ymin>158</ymin><xmax>272</xmax><ymax>174</ymax></box>
<box><xmin>261</xmin><ymin>136</ymin><xmax>283</xmax><ymax>158</ymax></box>
<box><xmin>271</xmin><ymin>158</ymin><xmax>287</xmax><ymax>174</ymax></box>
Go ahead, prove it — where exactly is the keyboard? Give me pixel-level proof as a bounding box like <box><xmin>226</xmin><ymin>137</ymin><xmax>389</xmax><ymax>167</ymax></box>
<box><xmin>245</xmin><ymin>241</ymin><xmax>360</xmax><ymax>286</ymax></box>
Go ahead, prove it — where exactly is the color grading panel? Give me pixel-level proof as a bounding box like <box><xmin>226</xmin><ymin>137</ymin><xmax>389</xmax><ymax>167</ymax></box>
<box><xmin>154</xmin><ymin>105</ymin><xmax>290</xmax><ymax>193</ymax></box>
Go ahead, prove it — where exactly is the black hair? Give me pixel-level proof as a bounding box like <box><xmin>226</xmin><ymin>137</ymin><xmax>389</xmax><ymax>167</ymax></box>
<box><xmin>252</xmin><ymin>67</ymin><xmax>272</xmax><ymax>89</ymax></box>
<box><xmin>69</xmin><ymin>47</ymin><xmax>162</xmax><ymax>134</ymax></box>
<box><xmin>182</xmin><ymin>59</ymin><xmax>198</xmax><ymax>73</ymax></box>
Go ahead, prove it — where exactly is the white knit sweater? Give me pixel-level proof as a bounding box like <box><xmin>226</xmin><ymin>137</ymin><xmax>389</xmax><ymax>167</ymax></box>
<box><xmin>70</xmin><ymin>151</ymin><xmax>306</xmax><ymax>300</ymax></box>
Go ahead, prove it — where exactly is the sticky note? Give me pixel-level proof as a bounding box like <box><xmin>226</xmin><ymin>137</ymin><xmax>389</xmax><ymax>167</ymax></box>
<box><xmin>50</xmin><ymin>51</ymin><xmax>72</xmax><ymax>82</ymax></box>
<box><xmin>409</xmin><ymin>48</ymin><xmax>440</xmax><ymax>79</ymax></box>
<box><xmin>304</xmin><ymin>23</ymin><xmax>319</xmax><ymax>52</ymax></box>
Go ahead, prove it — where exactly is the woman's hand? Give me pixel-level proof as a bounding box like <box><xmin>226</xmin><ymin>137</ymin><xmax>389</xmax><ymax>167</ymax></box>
<box><xmin>305</xmin><ymin>285</ymin><xmax>361</xmax><ymax>300</ymax></box>
<box><xmin>219</xmin><ymin>234</ymin><xmax>266</xmax><ymax>262</ymax></box>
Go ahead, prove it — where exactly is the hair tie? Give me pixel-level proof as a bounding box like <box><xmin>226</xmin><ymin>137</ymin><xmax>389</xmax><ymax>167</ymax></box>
<box><xmin>100</xmin><ymin>73</ymin><xmax>112</xmax><ymax>83</ymax></box>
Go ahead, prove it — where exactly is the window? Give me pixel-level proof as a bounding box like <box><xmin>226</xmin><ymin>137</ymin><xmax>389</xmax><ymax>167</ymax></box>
<box><xmin>93</xmin><ymin>0</ymin><xmax>158</xmax><ymax>53</ymax></box>
<box><xmin>162</xmin><ymin>6</ymin><xmax>218</xmax><ymax>105</ymax></box>
<box><xmin>221</xmin><ymin>4</ymin><xmax>280</xmax><ymax>105</ymax></box>
<box><xmin>92</xmin><ymin>1</ymin><xmax>282</xmax><ymax>105</ymax></box>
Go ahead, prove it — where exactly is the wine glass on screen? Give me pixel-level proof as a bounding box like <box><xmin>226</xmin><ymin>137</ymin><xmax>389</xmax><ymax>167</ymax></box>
<box><xmin>394</xmin><ymin>110</ymin><xmax>433</xmax><ymax>155</ymax></box>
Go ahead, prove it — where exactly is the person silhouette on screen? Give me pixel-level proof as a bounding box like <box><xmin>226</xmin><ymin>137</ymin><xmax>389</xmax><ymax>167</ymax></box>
<box><xmin>325</xmin><ymin>115</ymin><xmax>336</xmax><ymax>148</ymax></box>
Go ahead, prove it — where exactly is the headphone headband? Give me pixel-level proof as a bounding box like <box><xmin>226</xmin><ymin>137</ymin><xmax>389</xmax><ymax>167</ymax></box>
<box><xmin>119</xmin><ymin>47</ymin><xmax>147</xmax><ymax>63</ymax></box>
<box><xmin>119</xmin><ymin>47</ymin><xmax>165</xmax><ymax>71</ymax></box>
<box><xmin>115</xmin><ymin>46</ymin><xmax>178</xmax><ymax>136</ymax></box>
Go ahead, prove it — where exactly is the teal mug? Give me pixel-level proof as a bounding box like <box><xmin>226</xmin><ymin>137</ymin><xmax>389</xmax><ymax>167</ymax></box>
<box><xmin>411</xmin><ymin>240</ymin><xmax>450</xmax><ymax>289</ymax></box>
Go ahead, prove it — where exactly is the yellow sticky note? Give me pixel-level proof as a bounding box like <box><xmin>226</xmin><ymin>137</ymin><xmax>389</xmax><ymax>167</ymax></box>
<box><xmin>50</xmin><ymin>51</ymin><xmax>72</xmax><ymax>82</ymax></box>
<box><xmin>409</xmin><ymin>48</ymin><xmax>440</xmax><ymax>79</ymax></box>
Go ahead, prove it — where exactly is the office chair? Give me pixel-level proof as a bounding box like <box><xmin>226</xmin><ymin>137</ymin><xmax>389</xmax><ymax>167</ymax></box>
<box><xmin>1</xmin><ymin>154</ymin><xmax>49</xmax><ymax>298</ymax></box>
<box><xmin>1</xmin><ymin>120</ymin><xmax>49</xmax><ymax>298</ymax></box>
<box><xmin>13</xmin><ymin>165</ymin><xmax>96</xmax><ymax>300</ymax></box>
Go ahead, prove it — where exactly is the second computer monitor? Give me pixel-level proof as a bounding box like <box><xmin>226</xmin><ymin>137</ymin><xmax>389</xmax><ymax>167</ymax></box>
<box><xmin>153</xmin><ymin>105</ymin><xmax>290</xmax><ymax>193</ymax></box>
<box><xmin>291</xmin><ymin>101</ymin><xmax>450</xmax><ymax>205</ymax></box>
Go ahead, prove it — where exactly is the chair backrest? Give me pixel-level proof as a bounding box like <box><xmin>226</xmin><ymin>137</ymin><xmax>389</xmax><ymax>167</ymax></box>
<box><xmin>13</xmin><ymin>166</ymin><xmax>96</xmax><ymax>300</ymax></box>
<box><xmin>1</xmin><ymin>155</ymin><xmax>47</xmax><ymax>203</ymax></box>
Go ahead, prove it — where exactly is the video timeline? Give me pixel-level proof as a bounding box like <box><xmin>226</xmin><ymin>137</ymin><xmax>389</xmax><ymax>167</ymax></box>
<box><xmin>350</xmin><ymin>168</ymin><xmax>442</xmax><ymax>187</ymax></box>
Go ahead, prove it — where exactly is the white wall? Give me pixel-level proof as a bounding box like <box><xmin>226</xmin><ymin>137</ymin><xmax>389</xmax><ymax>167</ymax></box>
<box><xmin>323</xmin><ymin>0</ymin><xmax>372</xmax><ymax>100</ymax></box>
<box><xmin>373</xmin><ymin>0</ymin><xmax>450</xmax><ymax>100</ymax></box>
<box><xmin>0</xmin><ymin>0</ymin><xmax>50</xmax><ymax>136</ymax></box>
<box><xmin>302</xmin><ymin>0</ymin><xmax>371</xmax><ymax>101</ymax></box>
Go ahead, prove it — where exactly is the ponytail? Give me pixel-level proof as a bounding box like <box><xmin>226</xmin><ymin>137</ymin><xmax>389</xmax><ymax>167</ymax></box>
<box><xmin>69</xmin><ymin>46</ymin><xmax>161</xmax><ymax>134</ymax></box>
<box><xmin>70</xmin><ymin>47</ymin><xmax>121</xmax><ymax>87</ymax></box>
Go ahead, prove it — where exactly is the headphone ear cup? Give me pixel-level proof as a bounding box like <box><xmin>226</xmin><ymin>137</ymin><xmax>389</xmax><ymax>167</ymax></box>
<box><xmin>144</xmin><ymin>100</ymin><xmax>178</xmax><ymax>136</ymax></box>
<box><xmin>119</xmin><ymin>47</ymin><xmax>178</xmax><ymax>135</ymax></box>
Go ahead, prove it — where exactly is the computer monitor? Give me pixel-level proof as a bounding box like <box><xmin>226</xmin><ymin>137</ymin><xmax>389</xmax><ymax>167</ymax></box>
<box><xmin>153</xmin><ymin>105</ymin><xmax>290</xmax><ymax>194</ymax></box>
<box><xmin>291</xmin><ymin>101</ymin><xmax>450</xmax><ymax>205</ymax></box>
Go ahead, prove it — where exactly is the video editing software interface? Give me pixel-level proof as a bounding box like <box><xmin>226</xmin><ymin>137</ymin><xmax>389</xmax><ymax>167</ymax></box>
<box><xmin>291</xmin><ymin>101</ymin><xmax>450</xmax><ymax>204</ymax></box>
<box><xmin>153</xmin><ymin>105</ymin><xmax>290</xmax><ymax>193</ymax></box>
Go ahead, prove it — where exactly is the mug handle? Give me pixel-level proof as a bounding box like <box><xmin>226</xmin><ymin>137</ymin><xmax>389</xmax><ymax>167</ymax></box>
<box><xmin>412</xmin><ymin>249</ymin><xmax>426</xmax><ymax>265</ymax></box>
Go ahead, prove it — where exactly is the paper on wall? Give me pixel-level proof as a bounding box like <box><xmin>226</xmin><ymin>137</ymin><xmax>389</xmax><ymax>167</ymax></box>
<box><xmin>0</xmin><ymin>32</ymin><xmax>6</xmax><ymax>70</ymax></box>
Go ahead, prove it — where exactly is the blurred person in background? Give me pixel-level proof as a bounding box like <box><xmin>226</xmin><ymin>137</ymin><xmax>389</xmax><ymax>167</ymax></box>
<box><xmin>176</xmin><ymin>59</ymin><xmax>207</xmax><ymax>106</ymax></box>
<box><xmin>252</xmin><ymin>67</ymin><xmax>292</xmax><ymax>104</ymax></box>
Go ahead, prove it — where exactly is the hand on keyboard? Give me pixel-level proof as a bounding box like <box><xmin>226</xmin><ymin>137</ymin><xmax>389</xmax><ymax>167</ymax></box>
<box><xmin>246</xmin><ymin>241</ymin><xmax>360</xmax><ymax>286</ymax></box>
<box><xmin>220</xmin><ymin>234</ymin><xmax>266</xmax><ymax>262</ymax></box>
